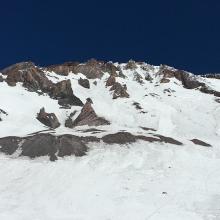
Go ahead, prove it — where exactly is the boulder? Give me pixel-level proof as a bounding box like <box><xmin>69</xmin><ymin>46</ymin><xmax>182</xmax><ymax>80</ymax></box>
<box><xmin>68</xmin><ymin>98</ymin><xmax>110</xmax><ymax>127</ymax></box>
<box><xmin>78</xmin><ymin>77</ymin><xmax>90</xmax><ymax>89</ymax></box>
<box><xmin>110</xmin><ymin>82</ymin><xmax>130</xmax><ymax>99</ymax></box>
<box><xmin>36</xmin><ymin>108</ymin><xmax>60</xmax><ymax>129</ymax></box>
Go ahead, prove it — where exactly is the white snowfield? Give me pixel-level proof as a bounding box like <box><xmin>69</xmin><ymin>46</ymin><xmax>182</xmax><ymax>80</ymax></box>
<box><xmin>0</xmin><ymin>63</ymin><xmax>220</xmax><ymax>220</ymax></box>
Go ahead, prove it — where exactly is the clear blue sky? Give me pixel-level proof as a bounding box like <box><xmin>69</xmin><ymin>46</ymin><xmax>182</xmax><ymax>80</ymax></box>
<box><xmin>1</xmin><ymin>0</ymin><xmax>220</xmax><ymax>74</ymax></box>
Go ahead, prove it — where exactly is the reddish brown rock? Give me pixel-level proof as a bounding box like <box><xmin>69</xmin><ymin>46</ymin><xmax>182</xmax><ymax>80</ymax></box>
<box><xmin>66</xmin><ymin>98</ymin><xmax>110</xmax><ymax>127</ymax></box>
<box><xmin>36</xmin><ymin>107</ymin><xmax>60</xmax><ymax>129</ymax></box>
<box><xmin>3</xmin><ymin>62</ymin><xmax>53</xmax><ymax>91</ymax></box>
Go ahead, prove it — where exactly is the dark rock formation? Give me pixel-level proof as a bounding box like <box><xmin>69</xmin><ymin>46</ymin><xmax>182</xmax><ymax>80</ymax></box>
<box><xmin>74</xmin><ymin>59</ymin><xmax>104</xmax><ymax>79</ymax></box>
<box><xmin>124</xmin><ymin>60</ymin><xmax>137</xmax><ymax>70</ymax></box>
<box><xmin>106</xmin><ymin>75</ymin><xmax>116</xmax><ymax>87</ymax></box>
<box><xmin>21</xmin><ymin>134</ymin><xmax>58</xmax><ymax>159</ymax></box>
<box><xmin>3</xmin><ymin>62</ymin><xmax>53</xmax><ymax>91</ymax></box>
<box><xmin>0</xmin><ymin>133</ymin><xmax>88</xmax><ymax>160</ymax></box>
<box><xmin>67</xmin><ymin>98</ymin><xmax>110</xmax><ymax>127</ymax></box>
<box><xmin>2</xmin><ymin>62</ymin><xmax>83</xmax><ymax>107</ymax></box>
<box><xmin>145</xmin><ymin>73</ymin><xmax>153</xmax><ymax>81</ymax></box>
<box><xmin>110</xmin><ymin>82</ymin><xmax>130</xmax><ymax>99</ymax></box>
<box><xmin>78</xmin><ymin>77</ymin><xmax>90</xmax><ymax>89</ymax></box>
<box><xmin>0</xmin><ymin>75</ymin><xmax>3</xmax><ymax>82</ymax></box>
<box><xmin>102</xmin><ymin>132</ymin><xmax>136</xmax><ymax>144</ymax></box>
<box><xmin>36</xmin><ymin>108</ymin><xmax>60</xmax><ymax>129</ymax></box>
<box><xmin>57</xmin><ymin>134</ymin><xmax>88</xmax><ymax>157</ymax></box>
<box><xmin>154</xmin><ymin>134</ymin><xmax>183</xmax><ymax>145</ymax></box>
<box><xmin>0</xmin><ymin>136</ymin><xmax>22</xmax><ymax>155</ymax></box>
<box><xmin>133</xmin><ymin>72</ymin><xmax>143</xmax><ymax>84</ymax></box>
<box><xmin>102</xmin><ymin>62</ymin><xmax>119</xmax><ymax>76</ymax></box>
<box><xmin>50</xmin><ymin>80</ymin><xmax>83</xmax><ymax>107</ymax></box>
<box><xmin>191</xmin><ymin>139</ymin><xmax>211</xmax><ymax>147</ymax></box>
<box><xmin>45</xmin><ymin>61</ymin><xmax>80</xmax><ymax>76</ymax></box>
<box><xmin>200</xmin><ymin>86</ymin><xmax>220</xmax><ymax>97</ymax></box>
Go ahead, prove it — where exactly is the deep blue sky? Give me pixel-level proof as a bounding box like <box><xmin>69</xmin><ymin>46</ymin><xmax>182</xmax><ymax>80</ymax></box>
<box><xmin>1</xmin><ymin>0</ymin><xmax>220</xmax><ymax>74</ymax></box>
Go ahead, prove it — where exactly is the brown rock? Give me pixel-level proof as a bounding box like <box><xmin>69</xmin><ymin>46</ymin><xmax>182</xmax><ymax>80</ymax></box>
<box><xmin>50</xmin><ymin>80</ymin><xmax>83</xmax><ymax>107</ymax></box>
<box><xmin>69</xmin><ymin>98</ymin><xmax>110</xmax><ymax>127</ymax></box>
<box><xmin>74</xmin><ymin>59</ymin><xmax>104</xmax><ymax>79</ymax></box>
<box><xmin>106</xmin><ymin>75</ymin><xmax>116</xmax><ymax>87</ymax></box>
<box><xmin>45</xmin><ymin>61</ymin><xmax>80</xmax><ymax>76</ymax></box>
<box><xmin>3</xmin><ymin>62</ymin><xmax>53</xmax><ymax>91</ymax></box>
<box><xmin>36</xmin><ymin>108</ymin><xmax>60</xmax><ymax>129</ymax></box>
<box><xmin>110</xmin><ymin>82</ymin><xmax>129</xmax><ymax>99</ymax></box>
<box><xmin>160</xmin><ymin>78</ymin><xmax>170</xmax><ymax>83</ymax></box>
<box><xmin>124</xmin><ymin>60</ymin><xmax>137</xmax><ymax>70</ymax></box>
<box><xmin>78</xmin><ymin>77</ymin><xmax>90</xmax><ymax>89</ymax></box>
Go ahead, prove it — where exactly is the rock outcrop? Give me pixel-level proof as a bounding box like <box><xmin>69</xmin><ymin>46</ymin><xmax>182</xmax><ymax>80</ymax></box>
<box><xmin>66</xmin><ymin>98</ymin><xmax>110</xmax><ymax>127</ymax></box>
<box><xmin>50</xmin><ymin>80</ymin><xmax>83</xmax><ymax>107</ymax></box>
<box><xmin>3</xmin><ymin>62</ymin><xmax>53</xmax><ymax>90</ymax></box>
<box><xmin>0</xmin><ymin>134</ymin><xmax>88</xmax><ymax>161</ymax></box>
<box><xmin>124</xmin><ymin>60</ymin><xmax>137</xmax><ymax>70</ymax></box>
<box><xmin>45</xmin><ymin>61</ymin><xmax>80</xmax><ymax>76</ymax></box>
<box><xmin>110</xmin><ymin>82</ymin><xmax>130</xmax><ymax>99</ymax></box>
<box><xmin>191</xmin><ymin>139</ymin><xmax>211</xmax><ymax>147</ymax></box>
<box><xmin>106</xmin><ymin>75</ymin><xmax>116</xmax><ymax>87</ymax></box>
<box><xmin>78</xmin><ymin>77</ymin><xmax>90</xmax><ymax>89</ymax></box>
<box><xmin>2</xmin><ymin>62</ymin><xmax>83</xmax><ymax>107</ymax></box>
<box><xmin>36</xmin><ymin>108</ymin><xmax>60</xmax><ymax>129</ymax></box>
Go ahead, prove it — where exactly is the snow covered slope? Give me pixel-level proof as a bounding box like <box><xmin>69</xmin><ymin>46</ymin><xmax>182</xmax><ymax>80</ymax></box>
<box><xmin>0</xmin><ymin>60</ymin><xmax>220</xmax><ymax>219</ymax></box>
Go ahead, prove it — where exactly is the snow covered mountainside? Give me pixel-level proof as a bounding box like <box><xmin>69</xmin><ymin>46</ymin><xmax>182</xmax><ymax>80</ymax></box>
<box><xmin>0</xmin><ymin>59</ymin><xmax>220</xmax><ymax>220</ymax></box>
